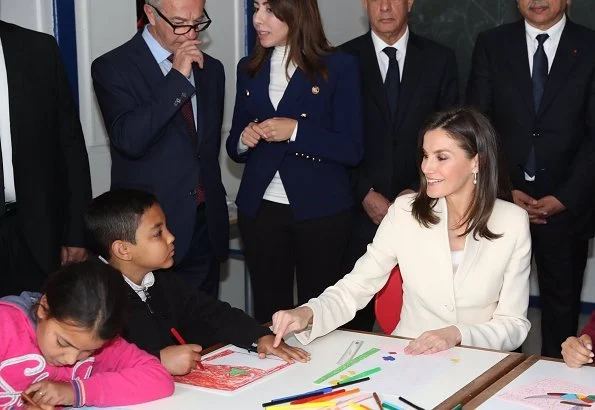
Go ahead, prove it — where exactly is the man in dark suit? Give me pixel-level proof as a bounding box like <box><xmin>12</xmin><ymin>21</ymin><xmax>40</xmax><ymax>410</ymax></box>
<box><xmin>0</xmin><ymin>21</ymin><xmax>91</xmax><ymax>296</ymax></box>
<box><xmin>92</xmin><ymin>0</ymin><xmax>228</xmax><ymax>297</ymax></box>
<box><xmin>340</xmin><ymin>0</ymin><xmax>459</xmax><ymax>330</ymax></box>
<box><xmin>467</xmin><ymin>0</ymin><xmax>595</xmax><ymax>357</ymax></box>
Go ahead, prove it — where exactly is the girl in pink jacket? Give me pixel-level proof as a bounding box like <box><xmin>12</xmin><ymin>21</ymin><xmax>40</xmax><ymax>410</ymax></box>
<box><xmin>0</xmin><ymin>260</ymin><xmax>174</xmax><ymax>409</ymax></box>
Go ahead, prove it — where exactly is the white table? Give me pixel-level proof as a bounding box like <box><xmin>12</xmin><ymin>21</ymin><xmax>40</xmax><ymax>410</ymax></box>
<box><xmin>108</xmin><ymin>329</ymin><xmax>523</xmax><ymax>410</ymax></box>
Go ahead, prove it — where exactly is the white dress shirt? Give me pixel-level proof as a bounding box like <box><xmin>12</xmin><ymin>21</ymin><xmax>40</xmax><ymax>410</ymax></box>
<box><xmin>142</xmin><ymin>25</ymin><xmax>197</xmax><ymax>129</ymax></box>
<box><xmin>371</xmin><ymin>27</ymin><xmax>409</xmax><ymax>82</ymax></box>
<box><xmin>0</xmin><ymin>36</ymin><xmax>16</xmax><ymax>202</ymax></box>
<box><xmin>525</xmin><ymin>14</ymin><xmax>566</xmax><ymax>76</ymax></box>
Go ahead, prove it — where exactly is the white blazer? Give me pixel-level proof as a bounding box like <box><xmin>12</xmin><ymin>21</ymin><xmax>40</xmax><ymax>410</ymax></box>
<box><xmin>296</xmin><ymin>194</ymin><xmax>532</xmax><ymax>351</ymax></box>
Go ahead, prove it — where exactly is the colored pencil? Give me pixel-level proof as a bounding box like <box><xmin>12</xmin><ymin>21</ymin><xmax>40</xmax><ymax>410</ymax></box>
<box><xmin>268</xmin><ymin>401</ymin><xmax>336</xmax><ymax>409</ymax></box>
<box><xmin>334</xmin><ymin>376</ymin><xmax>371</xmax><ymax>388</ymax></box>
<box><xmin>264</xmin><ymin>388</ymin><xmax>333</xmax><ymax>407</ymax></box>
<box><xmin>382</xmin><ymin>401</ymin><xmax>404</xmax><ymax>410</ymax></box>
<box><xmin>398</xmin><ymin>396</ymin><xmax>425</xmax><ymax>410</ymax></box>
<box><xmin>309</xmin><ymin>389</ymin><xmax>361</xmax><ymax>403</ymax></box>
<box><xmin>338</xmin><ymin>368</ymin><xmax>381</xmax><ymax>384</ymax></box>
<box><xmin>560</xmin><ymin>401</ymin><xmax>591</xmax><ymax>407</ymax></box>
<box><xmin>372</xmin><ymin>392</ymin><xmax>383</xmax><ymax>410</ymax></box>
<box><xmin>292</xmin><ymin>389</ymin><xmax>348</xmax><ymax>404</ymax></box>
<box><xmin>170</xmin><ymin>327</ymin><xmax>204</xmax><ymax>370</ymax></box>
<box><xmin>21</xmin><ymin>392</ymin><xmax>41</xmax><ymax>409</ymax></box>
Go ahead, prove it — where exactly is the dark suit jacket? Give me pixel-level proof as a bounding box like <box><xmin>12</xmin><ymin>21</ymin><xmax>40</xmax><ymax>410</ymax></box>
<box><xmin>466</xmin><ymin>19</ymin><xmax>595</xmax><ymax>236</ymax></box>
<box><xmin>122</xmin><ymin>271</ymin><xmax>271</xmax><ymax>357</ymax></box>
<box><xmin>0</xmin><ymin>21</ymin><xmax>91</xmax><ymax>273</ymax></box>
<box><xmin>226</xmin><ymin>52</ymin><xmax>363</xmax><ymax>220</ymax></box>
<box><xmin>341</xmin><ymin>31</ymin><xmax>459</xmax><ymax>206</ymax></box>
<box><xmin>91</xmin><ymin>32</ymin><xmax>229</xmax><ymax>262</ymax></box>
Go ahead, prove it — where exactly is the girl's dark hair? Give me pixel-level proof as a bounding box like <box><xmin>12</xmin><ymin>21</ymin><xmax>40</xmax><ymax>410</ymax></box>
<box><xmin>412</xmin><ymin>107</ymin><xmax>505</xmax><ymax>240</ymax></box>
<box><xmin>41</xmin><ymin>260</ymin><xmax>126</xmax><ymax>341</ymax></box>
<box><xmin>245</xmin><ymin>0</ymin><xmax>334</xmax><ymax>81</ymax></box>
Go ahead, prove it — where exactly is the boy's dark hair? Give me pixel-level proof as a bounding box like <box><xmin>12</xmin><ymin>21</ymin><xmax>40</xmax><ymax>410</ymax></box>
<box><xmin>42</xmin><ymin>260</ymin><xmax>126</xmax><ymax>340</ymax></box>
<box><xmin>85</xmin><ymin>189</ymin><xmax>158</xmax><ymax>258</ymax></box>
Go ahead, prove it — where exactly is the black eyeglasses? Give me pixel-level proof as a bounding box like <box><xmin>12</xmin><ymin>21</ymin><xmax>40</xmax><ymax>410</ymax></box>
<box><xmin>150</xmin><ymin>5</ymin><xmax>211</xmax><ymax>34</ymax></box>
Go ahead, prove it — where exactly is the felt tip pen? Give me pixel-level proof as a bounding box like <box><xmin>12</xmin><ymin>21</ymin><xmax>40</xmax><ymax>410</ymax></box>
<box><xmin>170</xmin><ymin>327</ymin><xmax>205</xmax><ymax>370</ymax></box>
<box><xmin>398</xmin><ymin>396</ymin><xmax>425</xmax><ymax>410</ymax></box>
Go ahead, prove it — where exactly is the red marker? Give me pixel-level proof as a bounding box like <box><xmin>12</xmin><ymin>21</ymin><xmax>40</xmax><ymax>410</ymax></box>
<box><xmin>170</xmin><ymin>327</ymin><xmax>204</xmax><ymax>370</ymax></box>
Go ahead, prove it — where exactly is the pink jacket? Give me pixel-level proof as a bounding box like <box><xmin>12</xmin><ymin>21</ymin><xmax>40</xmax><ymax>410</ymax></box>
<box><xmin>0</xmin><ymin>297</ymin><xmax>174</xmax><ymax>409</ymax></box>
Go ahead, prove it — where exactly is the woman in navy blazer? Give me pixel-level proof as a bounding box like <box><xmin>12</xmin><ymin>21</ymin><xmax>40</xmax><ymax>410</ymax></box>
<box><xmin>227</xmin><ymin>0</ymin><xmax>363</xmax><ymax>323</ymax></box>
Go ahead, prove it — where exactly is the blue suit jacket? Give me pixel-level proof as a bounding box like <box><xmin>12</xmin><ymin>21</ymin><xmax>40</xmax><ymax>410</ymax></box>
<box><xmin>226</xmin><ymin>51</ymin><xmax>363</xmax><ymax>220</ymax></box>
<box><xmin>91</xmin><ymin>32</ymin><xmax>229</xmax><ymax>261</ymax></box>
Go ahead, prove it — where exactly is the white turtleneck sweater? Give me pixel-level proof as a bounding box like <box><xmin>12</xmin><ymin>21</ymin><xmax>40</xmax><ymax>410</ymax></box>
<box><xmin>238</xmin><ymin>45</ymin><xmax>298</xmax><ymax>205</ymax></box>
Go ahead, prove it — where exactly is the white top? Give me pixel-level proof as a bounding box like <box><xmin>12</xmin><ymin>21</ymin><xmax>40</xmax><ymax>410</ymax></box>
<box><xmin>98</xmin><ymin>255</ymin><xmax>155</xmax><ymax>302</ymax></box>
<box><xmin>237</xmin><ymin>45</ymin><xmax>299</xmax><ymax>205</ymax></box>
<box><xmin>123</xmin><ymin>272</ymin><xmax>156</xmax><ymax>302</ymax></box>
<box><xmin>451</xmin><ymin>249</ymin><xmax>464</xmax><ymax>275</ymax></box>
<box><xmin>525</xmin><ymin>14</ymin><xmax>566</xmax><ymax>75</ymax></box>
<box><xmin>296</xmin><ymin>194</ymin><xmax>532</xmax><ymax>351</ymax></box>
<box><xmin>371</xmin><ymin>27</ymin><xmax>409</xmax><ymax>82</ymax></box>
<box><xmin>0</xmin><ymin>37</ymin><xmax>16</xmax><ymax>202</ymax></box>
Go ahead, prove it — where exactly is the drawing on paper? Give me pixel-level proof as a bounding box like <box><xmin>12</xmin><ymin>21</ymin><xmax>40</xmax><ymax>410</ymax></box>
<box><xmin>498</xmin><ymin>378</ymin><xmax>595</xmax><ymax>409</ymax></box>
<box><xmin>174</xmin><ymin>347</ymin><xmax>292</xmax><ymax>392</ymax></box>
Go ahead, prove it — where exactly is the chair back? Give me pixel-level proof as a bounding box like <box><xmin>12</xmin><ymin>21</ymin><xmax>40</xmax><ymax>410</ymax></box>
<box><xmin>374</xmin><ymin>265</ymin><xmax>403</xmax><ymax>334</ymax></box>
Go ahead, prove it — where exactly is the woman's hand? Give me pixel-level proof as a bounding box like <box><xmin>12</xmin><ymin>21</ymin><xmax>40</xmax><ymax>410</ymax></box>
<box><xmin>271</xmin><ymin>306</ymin><xmax>314</xmax><ymax>347</ymax></box>
<box><xmin>24</xmin><ymin>381</ymin><xmax>74</xmax><ymax>407</ymax></box>
<box><xmin>259</xmin><ymin>118</ymin><xmax>297</xmax><ymax>142</ymax></box>
<box><xmin>255</xmin><ymin>335</ymin><xmax>311</xmax><ymax>363</ymax></box>
<box><xmin>404</xmin><ymin>326</ymin><xmax>462</xmax><ymax>355</ymax></box>
<box><xmin>241</xmin><ymin>122</ymin><xmax>268</xmax><ymax>148</ymax></box>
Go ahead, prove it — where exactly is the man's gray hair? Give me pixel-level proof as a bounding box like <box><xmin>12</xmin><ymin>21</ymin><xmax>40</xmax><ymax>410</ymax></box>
<box><xmin>145</xmin><ymin>0</ymin><xmax>160</xmax><ymax>7</ymax></box>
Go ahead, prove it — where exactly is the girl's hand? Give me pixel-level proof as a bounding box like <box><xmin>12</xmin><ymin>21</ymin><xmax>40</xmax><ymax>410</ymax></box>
<box><xmin>24</xmin><ymin>381</ymin><xmax>74</xmax><ymax>407</ymax></box>
<box><xmin>259</xmin><ymin>118</ymin><xmax>297</xmax><ymax>142</ymax></box>
<box><xmin>404</xmin><ymin>326</ymin><xmax>462</xmax><ymax>355</ymax></box>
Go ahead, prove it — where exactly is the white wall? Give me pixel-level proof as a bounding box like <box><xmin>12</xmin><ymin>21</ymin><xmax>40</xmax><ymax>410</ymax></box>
<box><xmin>1</xmin><ymin>1</ymin><xmax>593</xmax><ymax>308</ymax></box>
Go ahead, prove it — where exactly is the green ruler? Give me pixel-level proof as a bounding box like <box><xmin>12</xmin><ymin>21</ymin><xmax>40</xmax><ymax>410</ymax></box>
<box><xmin>314</xmin><ymin>347</ymin><xmax>380</xmax><ymax>384</ymax></box>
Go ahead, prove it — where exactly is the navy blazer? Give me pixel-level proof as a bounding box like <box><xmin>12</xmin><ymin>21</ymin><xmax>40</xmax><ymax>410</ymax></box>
<box><xmin>226</xmin><ymin>51</ymin><xmax>363</xmax><ymax>220</ymax></box>
<box><xmin>91</xmin><ymin>32</ymin><xmax>229</xmax><ymax>261</ymax></box>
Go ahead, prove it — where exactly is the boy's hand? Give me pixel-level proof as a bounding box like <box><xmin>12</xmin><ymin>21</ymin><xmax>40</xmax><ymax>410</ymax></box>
<box><xmin>271</xmin><ymin>306</ymin><xmax>314</xmax><ymax>348</ymax></box>
<box><xmin>24</xmin><ymin>381</ymin><xmax>74</xmax><ymax>407</ymax></box>
<box><xmin>256</xmin><ymin>335</ymin><xmax>311</xmax><ymax>363</ymax></box>
<box><xmin>160</xmin><ymin>344</ymin><xmax>203</xmax><ymax>375</ymax></box>
<box><xmin>562</xmin><ymin>334</ymin><xmax>594</xmax><ymax>368</ymax></box>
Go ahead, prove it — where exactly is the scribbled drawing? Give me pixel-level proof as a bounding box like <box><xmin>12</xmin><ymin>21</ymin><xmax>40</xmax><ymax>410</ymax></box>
<box><xmin>382</xmin><ymin>356</ymin><xmax>396</xmax><ymax>361</ymax></box>
<box><xmin>174</xmin><ymin>348</ymin><xmax>292</xmax><ymax>392</ymax></box>
<box><xmin>498</xmin><ymin>378</ymin><xmax>595</xmax><ymax>409</ymax></box>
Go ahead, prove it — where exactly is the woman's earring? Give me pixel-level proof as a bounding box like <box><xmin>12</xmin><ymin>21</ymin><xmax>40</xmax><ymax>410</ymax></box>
<box><xmin>473</xmin><ymin>171</ymin><xmax>478</xmax><ymax>185</ymax></box>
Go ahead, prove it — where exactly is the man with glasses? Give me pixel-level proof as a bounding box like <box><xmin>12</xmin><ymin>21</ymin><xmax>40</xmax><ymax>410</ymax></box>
<box><xmin>92</xmin><ymin>0</ymin><xmax>229</xmax><ymax>298</ymax></box>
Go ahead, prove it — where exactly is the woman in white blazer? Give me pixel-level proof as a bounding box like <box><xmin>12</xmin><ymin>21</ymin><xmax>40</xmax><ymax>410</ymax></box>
<box><xmin>271</xmin><ymin>108</ymin><xmax>531</xmax><ymax>353</ymax></box>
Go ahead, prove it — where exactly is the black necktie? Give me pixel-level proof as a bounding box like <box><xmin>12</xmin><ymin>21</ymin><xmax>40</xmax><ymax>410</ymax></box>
<box><xmin>383</xmin><ymin>47</ymin><xmax>400</xmax><ymax>123</ymax></box>
<box><xmin>525</xmin><ymin>33</ymin><xmax>549</xmax><ymax>178</ymax></box>
<box><xmin>0</xmin><ymin>137</ymin><xmax>5</xmax><ymax>216</ymax></box>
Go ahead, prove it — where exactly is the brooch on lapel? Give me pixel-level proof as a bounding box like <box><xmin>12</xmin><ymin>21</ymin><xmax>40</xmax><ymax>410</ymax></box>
<box><xmin>572</xmin><ymin>49</ymin><xmax>578</xmax><ymax>57</ymax></box>
<box><xmin>311</xmin><ymin>86</ymin><xmax>320</xmax><ymax>95</ymax></box>
<box><xmin>245</xmin><ymin>89</ymin><xmax>250</xmax><ymax>96</ymax></box>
